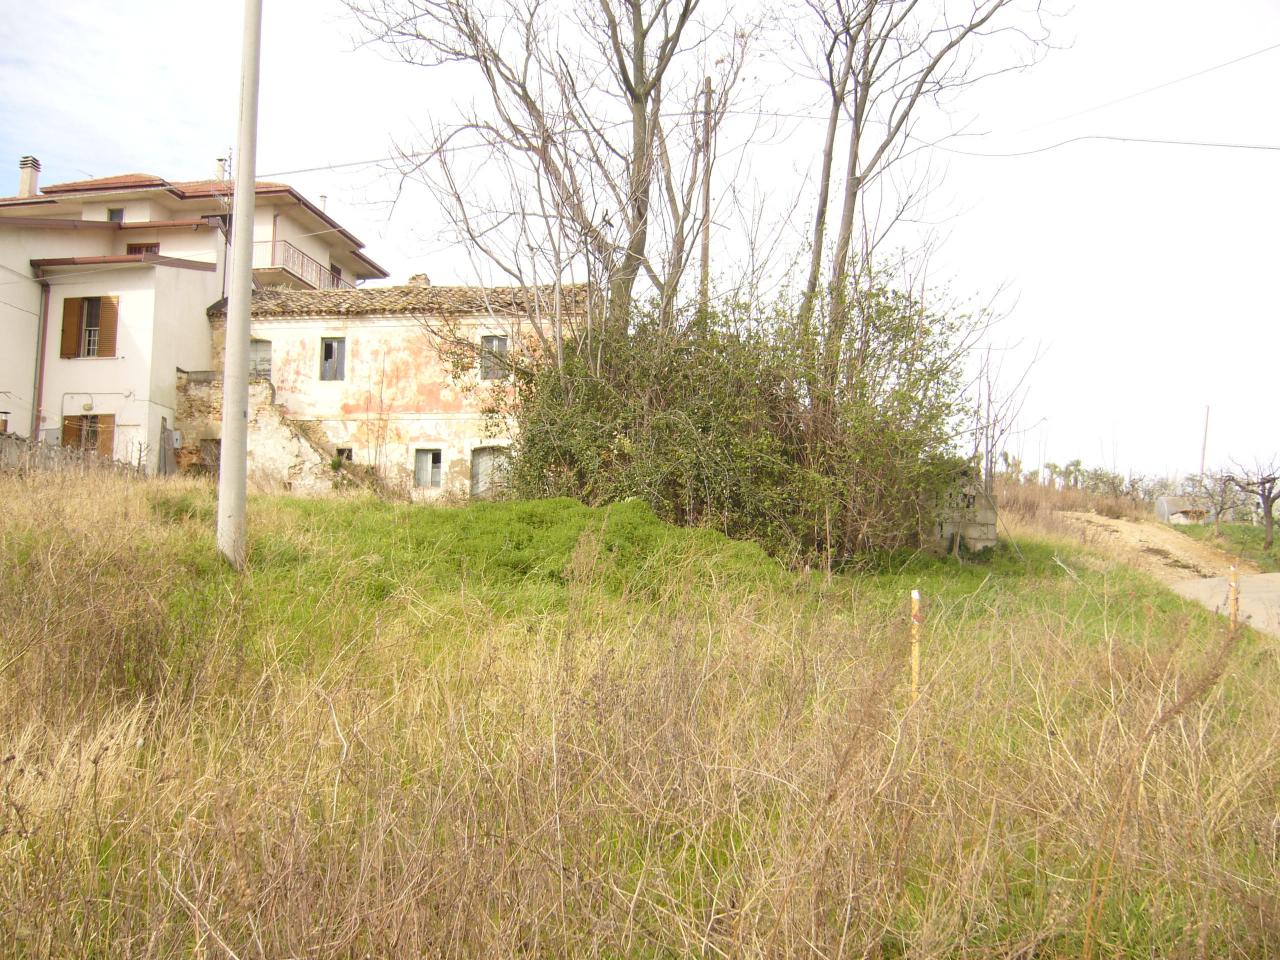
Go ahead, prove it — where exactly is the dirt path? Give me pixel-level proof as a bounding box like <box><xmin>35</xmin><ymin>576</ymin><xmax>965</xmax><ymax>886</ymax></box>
<box><xmin>1059</xmin><ymin>511</ymin><xmax>1258</xmax><ymax>584</ymax></box>
<box><xmin>1060</xmin><ymin>511</ymin><xmax>1280</xmax><ymax>637</ymax></box>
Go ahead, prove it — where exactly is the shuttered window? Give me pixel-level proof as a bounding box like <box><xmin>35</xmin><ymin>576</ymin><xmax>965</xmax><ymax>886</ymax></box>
<box><xmin>59</xmin><ymin>296</ymin><xmax>119</xmax><ymax>358</ymax></box>
<box><xmin>126</xmin><ymin>243</ymin><xmax>159</xmax><ymax>256</ymax></box>
<box><xmin>61</xmin><ymin>414</ymin><xmax>115</xmax><ymax>459</ymax></box>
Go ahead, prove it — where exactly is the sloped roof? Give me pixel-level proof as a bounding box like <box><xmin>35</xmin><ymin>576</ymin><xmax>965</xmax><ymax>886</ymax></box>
<box><xmin>1156</xmin><ymin>496</ymin><xmax>1209</xmax><ymax>515</ymax></box>
<box><xmin>0</xmin><ymin>172</ymin><xmax>388</xmax><ymax>279</ymax></box>
<box><xmin>39</xmin><ymin>172</ymin><xmax>169</xmax><ymax>194</ymax></box>
<box><xmin>30</xmin><ymin>174</ymin><xmax>290</xmax><ymax>199</ymax></box>
<box><xmin>207</xmin><ymin>283</ymin><xmax>588</xmax><ymax>320</ymax></box>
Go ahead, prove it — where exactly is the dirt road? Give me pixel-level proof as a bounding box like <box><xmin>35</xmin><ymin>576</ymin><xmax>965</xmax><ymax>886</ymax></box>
<box><xmin>1060</xmin><ymin>511</ymin><xmax>1280</xmax><ymax>637</ymax></box>
<box><xmin>1060</xmin><ymin>511</ymin><xmax>1257</xmax><ymax>583</ymax></box>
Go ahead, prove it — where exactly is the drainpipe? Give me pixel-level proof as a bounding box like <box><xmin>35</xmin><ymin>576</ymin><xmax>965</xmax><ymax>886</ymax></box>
<box><xmin>31</xmin><ymin>273</ymin><xmax>50</xmax><ymax>439</ymax></box>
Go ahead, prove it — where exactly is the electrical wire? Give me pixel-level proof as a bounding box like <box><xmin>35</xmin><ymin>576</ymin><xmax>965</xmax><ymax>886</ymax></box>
<box><xmin>926</xmin><ymin>133</ymin><xmax>1280</xmax><ymax>158</ymax></box>
<box><xmin>1011</xmin><ymin>39</ymin><xmax>1280</xmax><ymax>133</ymax></box>
<box><xmin>8</xmin><ymin>46</ymin><xmax>1280</xmax><ymax>288</ymax></box>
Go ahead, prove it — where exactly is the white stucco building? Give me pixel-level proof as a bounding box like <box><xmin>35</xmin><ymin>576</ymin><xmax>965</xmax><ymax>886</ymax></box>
<box><xmin>0</xmin><ymin>156</ymin><xmax>388</xmax><ymax>469</ymax></box>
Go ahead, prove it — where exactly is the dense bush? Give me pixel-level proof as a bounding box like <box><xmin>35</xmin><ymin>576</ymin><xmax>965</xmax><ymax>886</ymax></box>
<box><xmin>505</xmin><ymin>281</ymin><xmax>972</xmax><ymax>564</ymax></box>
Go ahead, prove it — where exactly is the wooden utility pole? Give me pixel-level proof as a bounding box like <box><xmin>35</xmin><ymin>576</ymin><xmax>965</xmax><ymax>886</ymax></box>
<box><xmin>1199</xmin><ymin>405</ymin><xmax>1209</xmax><ymax>480</ymax></box>
<box><xmin>216</xmin><ymin>0</ymin><xmax>264</xmax><ymax>570</ymax></box>
<box><xmin>698</xmin><ymin>75</ymin><xmax>712</xmax><ymax>316</ymax></box>
<box><xmin>1229</xmin><ymin>565</ymin><xmax>1239</xmax><ymax>635</ymax></box>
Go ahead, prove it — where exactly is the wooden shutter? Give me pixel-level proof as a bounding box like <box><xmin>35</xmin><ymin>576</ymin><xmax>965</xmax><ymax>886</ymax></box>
<box><xmin>97</xmin><ymin>297</ymin><xmax>119</xmax><ymax>358</ymax></box>
<box><xmin>61</xmin><ymin>416</ymin><xmax>82</xmax><ymax>449</ymax></box>
<box><xmin>96</xmin><ymin>415</ymin><xmax>115</xmax><ymax>459</ymax></box>
<box><xmin>59</xmin><ymin>298</ymin><xmax>82</xmax><ymax>358</ymax></box>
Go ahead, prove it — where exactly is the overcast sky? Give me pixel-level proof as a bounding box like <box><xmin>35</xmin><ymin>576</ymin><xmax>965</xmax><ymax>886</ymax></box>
<box><xmin>2</xmin><ymin>1</ymin><xmax>1276</xmax><ymax>479</ymax></box>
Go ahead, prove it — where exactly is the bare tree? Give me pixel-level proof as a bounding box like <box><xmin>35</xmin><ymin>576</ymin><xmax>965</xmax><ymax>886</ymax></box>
<box><xmin>792</xmin><ymin>0</ymin><xmax>1050</xmax><ymax>351</ymax></box>
<box><xmin>1190</xmin><ymin>470</ymin><xmax>1241</xmax><ymax>538</ymax></box>
<box><xmin>1230</xmin><ymin>459</ymin><xmax>1280</xmax><ymax>551</ymax></box>
<box><xmin>346</xmin><ymin>0</ymin><xmax>750</xmax><ymax>358</ymax></box>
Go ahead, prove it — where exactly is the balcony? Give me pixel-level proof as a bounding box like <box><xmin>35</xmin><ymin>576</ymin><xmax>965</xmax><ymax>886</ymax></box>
<box><xmin>256</xmin><ymin>239</ymin><xmax>354</xmax><ymax>291</ymax></box>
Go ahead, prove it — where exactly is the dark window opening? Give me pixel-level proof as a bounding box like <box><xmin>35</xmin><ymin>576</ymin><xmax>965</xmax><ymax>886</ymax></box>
<box><xmin>126</xmin><ymin>242</ymin><xmax>159</xmax><ymax>256</ymax></box>
<box><xmin>249</xmin><ymin>338</ymin><xmax>272</xmax><ymax>379</ymax></box>
<box><xmin>107</xmin><ymin>208</ymin><xmax>125</xmax><ymax>223</ymax></box>
<box><xmin>320</xmin><ymin>337</ymin><xmax>346</xmax><ymax>380</ymax></box>
<box><xmin>414</xmin><ymin>449</ymin><xmax>443</xmax><ymax>489</ymax></box>
<box><xmin>479</xmin><ymin>334</ymin><xmax>509</xmax><ymax>380</ymax></box>
<box><xmin>335</xmin><ymin>447</ymin><xmax>353</xmax><ymax>462</ymax></box>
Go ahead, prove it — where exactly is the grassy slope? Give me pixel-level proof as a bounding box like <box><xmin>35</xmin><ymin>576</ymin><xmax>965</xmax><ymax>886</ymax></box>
<box><xmin>1177</xmin><ymin>521</ymin><xmax>1280</xmax><ymax>573</ymax></box>
<box><xmin>2</xmin><ymin>473</ymin><xmax>1279</xmax><ymax>957</ymax></box>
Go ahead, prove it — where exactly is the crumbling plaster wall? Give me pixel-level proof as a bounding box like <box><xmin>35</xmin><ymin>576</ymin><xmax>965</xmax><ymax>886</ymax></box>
<box><xmin>209</xmin><ymin>313</ymin><xmax>515</xmax><ymax>497</ymax></box>
<box><xmin>175</xmin><ymin>371</ymin><xmax>334</xmax><ymax>492</ymax></box>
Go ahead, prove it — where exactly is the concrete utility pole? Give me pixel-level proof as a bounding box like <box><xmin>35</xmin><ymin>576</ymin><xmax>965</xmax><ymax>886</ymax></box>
<box><xmin>698</xmin><ymin>76</ymin><xmax>712</xmax><ymax>316</ymax></box>
<box><xmin>216</xmin><ymin>0</ymin><xmax>264</xmax><ymax>570</ymax></box>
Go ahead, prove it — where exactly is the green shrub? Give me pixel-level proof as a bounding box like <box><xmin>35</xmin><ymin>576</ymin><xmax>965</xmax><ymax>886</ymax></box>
<box><xmin>506</xmin><ymin>280</ymin><xmax>970</xmax><ymax>563</ymax></box>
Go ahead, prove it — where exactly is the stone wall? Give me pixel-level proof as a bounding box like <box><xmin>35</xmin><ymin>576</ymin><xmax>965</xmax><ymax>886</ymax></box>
<box><xmin>175</xmin><ymin>372</ymin><xmax>335</xmax><ymax>493</ymax></box>
<box><xmin>934</xmin><ymin>487</ymin><xmax>998</xmax><ymax>554</ymax></box>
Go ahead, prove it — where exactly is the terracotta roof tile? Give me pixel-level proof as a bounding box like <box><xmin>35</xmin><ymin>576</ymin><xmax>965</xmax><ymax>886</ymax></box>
<box><xmin>169</xmin><ymin>179</ymin><xmax>292</xmax><ymax>197</ymax></box>
<box><xmin>2</xmin><ymin>174</ymin><xmax>295</xmax><ymax>204</ymax></box>
<box><xmin>39</xmin><ymin>173</ymin><xmax>169</xmax><ymax>194</ymax></box>
<box><xmin>208</xmin><ymin>283</ymin><xmax>588</xmax><ymax>320</ymax></box>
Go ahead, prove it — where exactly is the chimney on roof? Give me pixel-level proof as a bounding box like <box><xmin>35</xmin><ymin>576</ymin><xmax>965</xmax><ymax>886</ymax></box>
<box><xmin>215</xmin><ymin>157</ymin><xmax>228</xmax><ymax>180</ymax></box>
<box><xmin>408</xmin><ymin>273</ymin><xmax>431</xmax><ymax>287</ymax></box>
<box><xmin>18</xmin><ymin>156</ymin><xmax>40</xmax><ymax>198</ymax></box>
<box><xmin>319</xmin><ymin>194</ymin><xmax>328</xmax><ymax>212</ymax></box>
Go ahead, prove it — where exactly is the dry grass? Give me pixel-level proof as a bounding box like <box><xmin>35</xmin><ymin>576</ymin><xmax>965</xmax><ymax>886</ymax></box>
<box><xmin>2</xmin><ymin>471</ymin><xmax>1278</xmax><ymax>957</ymax></box>
<box><xmin>993</xmin><ymin>477</ymin><xmax>1151</xmax><ymax>545</ymax></box>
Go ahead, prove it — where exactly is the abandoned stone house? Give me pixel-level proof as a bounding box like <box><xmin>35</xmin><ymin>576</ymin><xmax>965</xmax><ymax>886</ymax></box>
<box><xmin>184</xmin><ymin>279</ymin><xmax>566</xmax><ymax>497</ymax></box>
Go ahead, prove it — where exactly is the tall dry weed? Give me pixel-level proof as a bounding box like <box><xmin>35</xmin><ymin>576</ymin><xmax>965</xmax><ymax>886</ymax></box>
<box><xmin>0</xmin><ymin>470</ymin><xmax>1276</xmax><ymax>957</ymax></box>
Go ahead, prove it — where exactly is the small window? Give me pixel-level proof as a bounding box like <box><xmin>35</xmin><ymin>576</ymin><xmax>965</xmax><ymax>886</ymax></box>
<box><xmin>414</xmin><ymin>448</ymin><xmax>443</xmax><ymax>489</ymax></box>
<box><xmin>0</xmin><ymin>413</ymin><xmax>9</xmax><ymax>433</ymax></box>
<box><xmin>107</xmin><ymin>208</ymin><xmax>124</xmax><ymax>223</ymax></box>
<box><xmin>335</xmin><ymin>447</ymin><xmax>353</xmax><ymax>462</ymax></box>
<box><xmin>126</xmin><ymin>242</ymin><xmax>159</xmax><ymax>256</ymax></box>
<box><xmin>479</xmin><ymin>334</ymin><xmax>509</xmax><ymax>380</ymax></box>
<box><xmin>249</xmin><ymin>338</ymin><xmax>272</xmax><ymax>378</ymax></box>
<box><xmin>320</xmin><ymin>337</ymin><xmax>346</xmax><ymax>380</ymax></box>
<box><xmin>81</xmin><ymin>299</ymin><xmax>101</xmax><ymax>357</ymax></box>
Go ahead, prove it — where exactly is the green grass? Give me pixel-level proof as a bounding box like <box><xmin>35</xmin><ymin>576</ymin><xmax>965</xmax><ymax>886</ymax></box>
<box><xmin>1177</xmin><ymin>521</ymin><xmax>1280</xmax><ymax>572</ymax></box>
<box><xmin>3</xmin><ymin>473</ymin><xmax>1278</xmax><ymax>958</ymax></box>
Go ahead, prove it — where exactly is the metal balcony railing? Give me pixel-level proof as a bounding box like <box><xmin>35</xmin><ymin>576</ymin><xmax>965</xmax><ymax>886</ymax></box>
<box><xmin>267</xmin><ymin>240</ymin><xmax>354</xmax><ymax>290</ymax></box>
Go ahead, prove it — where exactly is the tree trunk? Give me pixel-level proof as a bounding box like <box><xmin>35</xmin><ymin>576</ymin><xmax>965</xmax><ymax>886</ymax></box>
<box><xmin>798</xmin><ymin>39</ymin><xmax>855</xmax><ymax>329</ymax></box>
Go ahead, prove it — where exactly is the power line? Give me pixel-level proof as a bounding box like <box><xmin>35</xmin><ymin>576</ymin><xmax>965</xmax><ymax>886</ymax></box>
<box><xmin>257</xmin><ymin>41</ymin><xmax>1280</xmax><ymax>179</ymax></box>
<box><xmin>929</xmin><ymin>133</ymin><xmax>1280</xmax><ymax>159</ymax></box>
<box><xmin>1012</xmin><ymin>39</ymin><xmax>1280</xmax><ymax>133</ymax></box>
